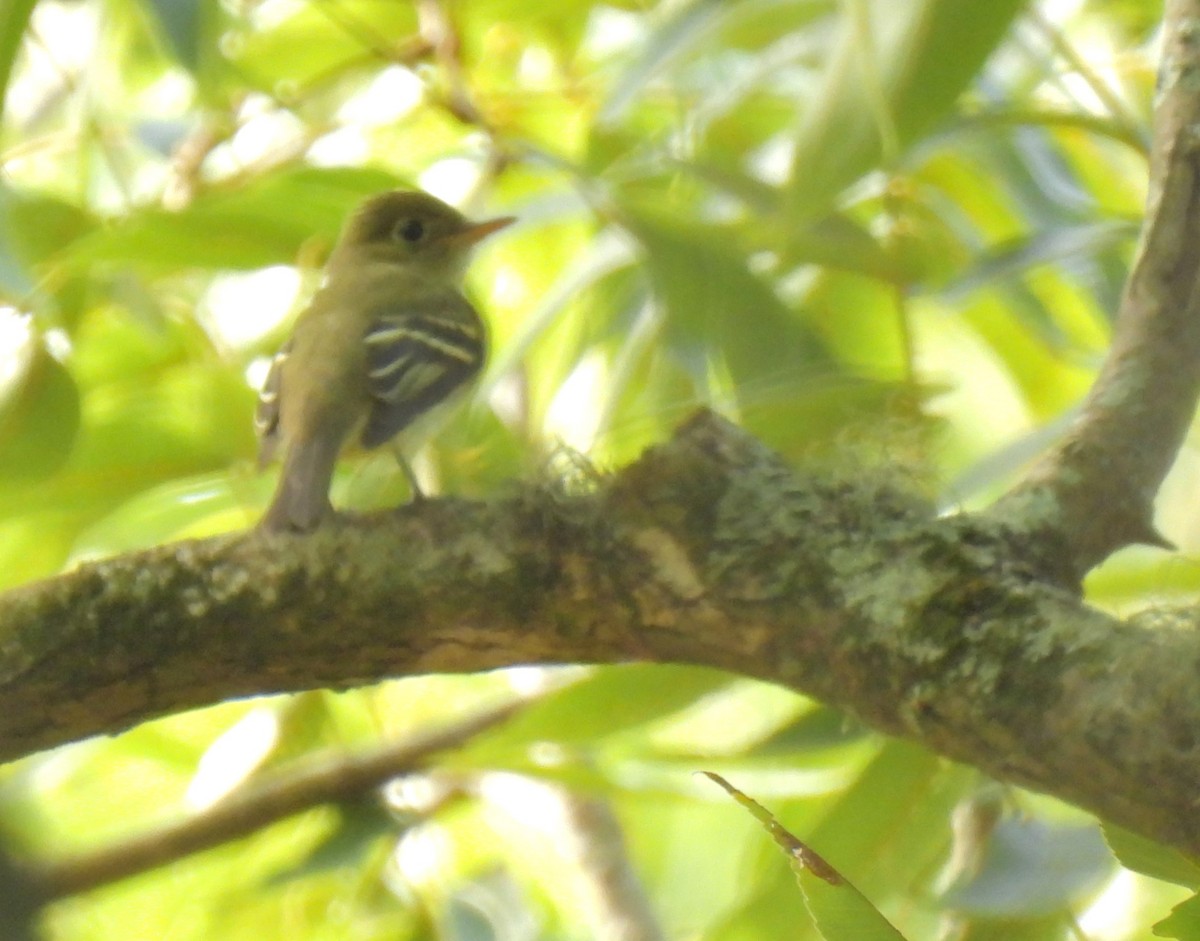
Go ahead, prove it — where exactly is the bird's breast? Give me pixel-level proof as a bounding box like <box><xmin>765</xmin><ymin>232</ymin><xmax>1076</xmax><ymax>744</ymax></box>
<box><xmin>279</xmin><ymin>298</ymin><xmax>371</xmax><ymax>439</ymax></box>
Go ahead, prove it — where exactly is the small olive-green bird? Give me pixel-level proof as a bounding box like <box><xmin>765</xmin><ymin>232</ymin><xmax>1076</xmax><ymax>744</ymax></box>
<box><xmin>255</xmin><ymin>190</ymin><xmax>515</xmax><ymax>532</ymax></box>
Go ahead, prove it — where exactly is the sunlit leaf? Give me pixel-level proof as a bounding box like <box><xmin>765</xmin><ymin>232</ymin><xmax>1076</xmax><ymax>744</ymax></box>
<box><xmin>807</xmin><ymin>739</ymin><xmax>973</xmax><ymax>895</ymax></box>
<box><xmin>144</xmin><ymin>0</ymin><xmax>204</xmax><ymax>70</ymax></box>
<box><xmin>62</xmin><ymin>167</ymin><xmax>403</xmax><ymax>274</ymax></box>
<box><xmin>958</xmin><ymin>107</ymin><xmax>1149</xmax><ymax>156</ymax></box>
<box><xmin>71</xmin><ymin>472</ymin><xmax>258</xmax><ymax>557</ymax></box>
<box><xmin>0</xmin><ymin>343</ymin><xmax>79</xmax><ymax>482</ymax></box>
<box><xmin>267</xmin><ymin>800</ymin><xmax>395</xmax><ymax>885</ymax></box>
<box><xmin>461</xmin><ymin>665</ymin><xmax>734</xmax><ymax>758</ymax></box>
<box><xmin>616</xmin><ymin>197</ymin><xmax>836</xmax><ymax>391</ymax></box>
<box><xmin>0</xmin><ymin>512</ymin><xmax>79</xmax><ymax>592</ymax></box>
<box><xmin>715</xmin><ymin>0</ymin><xmax>835</xmax><ymax>51</ymax></box>
<box><xmin>705</xmin><ymin>772</ymin><xmax>911</xmax><ymax>940</ymax></box>
<box><xmin>483</xmin><ymin>229</ymin><xmax>637</xmax><ymax>398</ymax></box>
<box><xmin>749</xmin><ymin>706</ymin><xmax>868</xmax><ymax>755</ymax></box>
<box><xmin>601</xmin><ymin>0</ymin><xmax>726</xmax><ymax>123</ymax></box>
<box><xmin>780</xmin><ymin>213</ymin><xmax>901</xmax><ymax>280</ymax></box>
<box><xmin>941</xmin><ymin>221</ymin><xmax>1138</xmax><ymax>301</ymax></box>
<box><xmin>0</xmin><ymin>361</ymin><xmax>254</xmax><ymax>530</ymax></box>
<box><xmin>788</xmin><ymin>0</ymin><xmax>1026</xmax><ymax>221</ymax></box>
<box><xmin>1155</xmin><ymin>894</ymin><xmax>1200</xmax><ymax>941</ymax></box>
<box><xmin>1104</xmin><ymin>823</ymin><xmax>1200</xmax><ymax>890</ymax></box>
<box><xmin>224</xmin><ymin>1</ymin><xmax>419</xmax><ymax>95</ymax></box>
<box><xmin>0</xmin><ymin>0</ymin><xmax>35</xmax><ymax>126</ymax></box>
<box><xmin>0</xmin><ymin>185</ymin><xmax>95</xmax><ymax>297</ymax></box>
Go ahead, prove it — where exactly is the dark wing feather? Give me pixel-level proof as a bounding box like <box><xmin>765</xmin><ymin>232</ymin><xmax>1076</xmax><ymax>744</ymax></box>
<box><xmin>255</xmin><ymin>340</ymin><xmax>291</xmax><ymax>468</ymax></box>
<box><xmin>361</xmin><ymin>297</ymin><xmax>484</xmax><ymax>449</ymax></box>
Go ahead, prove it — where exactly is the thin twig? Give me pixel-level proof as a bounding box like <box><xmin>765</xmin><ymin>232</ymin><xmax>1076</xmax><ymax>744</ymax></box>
<box><xmin>556</xmin><ymin>793</ymin><xmax>664</xmax><ymax>941</ymax></box>
<box><xmin>1024</xmin><ymin>7</ymin><xmax>1149</xmax><ymax>152</ymax></box>
<box><xmin>27</xmin><ymin>698</ymin><xmax>527</xmax><ymax>901</ymax></box>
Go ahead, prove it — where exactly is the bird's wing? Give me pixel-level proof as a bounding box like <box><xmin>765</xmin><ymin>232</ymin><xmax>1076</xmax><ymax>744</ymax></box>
<box><xmin>255</xmin><ymin>339</ymin><xmax>291</xmax><ymax>468</ymax></box>
<box><xmin>360</xmin><ymin>295</ymin><xmax>485</xmax><ymax>449</ymax></box>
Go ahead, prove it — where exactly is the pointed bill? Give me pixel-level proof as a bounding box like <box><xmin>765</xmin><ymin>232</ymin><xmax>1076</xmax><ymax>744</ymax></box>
<box><xmin>448</xmin><ymin>215</ymin><xmax>516</xmax><ymax>248</ymax></box>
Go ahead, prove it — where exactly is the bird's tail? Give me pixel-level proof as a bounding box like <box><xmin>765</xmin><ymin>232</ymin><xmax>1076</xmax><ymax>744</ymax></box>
<box><xmin>259</xmin><ymin>435</ymin><xmax>340</xmax><ymax>533</ymax></box>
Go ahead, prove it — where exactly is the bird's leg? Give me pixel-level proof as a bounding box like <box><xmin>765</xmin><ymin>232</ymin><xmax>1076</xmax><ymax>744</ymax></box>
<box><xmin>391</xmin><ymin>443</ymin><xmax>426</xmax><ymax>502</ymax></box>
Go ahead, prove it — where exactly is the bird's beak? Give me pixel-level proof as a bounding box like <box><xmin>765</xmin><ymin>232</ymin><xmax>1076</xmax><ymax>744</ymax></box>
<box><xmin>449</xmin><ymin>215</ymin><xmax>517</xmax><ymax>248</ymax></box>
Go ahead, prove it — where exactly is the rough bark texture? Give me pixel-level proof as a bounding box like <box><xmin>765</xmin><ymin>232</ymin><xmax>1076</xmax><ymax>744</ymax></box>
<box><xmin>1</xmin><ymin>412</ymin><xmax>1198</xmax><ymax>854</ymax></box>
<box><xmin>4</xmin><ymin>0</ymin><xmax>1200</xmax><ymax>890</ymax></box>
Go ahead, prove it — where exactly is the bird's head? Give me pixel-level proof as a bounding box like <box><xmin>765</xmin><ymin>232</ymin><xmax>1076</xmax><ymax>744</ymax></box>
<box><xmin>331</xmin><ymin>190</ymin><xmax>515</xmax><ymax>281</ymax></box>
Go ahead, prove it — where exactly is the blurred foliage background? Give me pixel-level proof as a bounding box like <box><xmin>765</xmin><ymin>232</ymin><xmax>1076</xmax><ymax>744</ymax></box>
<box><xmin>1</xmin><ymin>0</ymin><xmax>1198</xmax><ymax>938</ymax></box>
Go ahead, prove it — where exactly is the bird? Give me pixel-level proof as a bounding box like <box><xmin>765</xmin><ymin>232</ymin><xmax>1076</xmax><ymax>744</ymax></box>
<box><xmin>255</xmin><ymin>189</ymin><xmax>515</xmax><ymax>532</ymax></box>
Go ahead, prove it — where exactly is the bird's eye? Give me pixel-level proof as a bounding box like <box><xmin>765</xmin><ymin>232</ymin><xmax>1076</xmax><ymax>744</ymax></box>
<box><xmin>395</xmin><ymin>218</ymin><xmax>426</xmax><ymax>243</ymax></box>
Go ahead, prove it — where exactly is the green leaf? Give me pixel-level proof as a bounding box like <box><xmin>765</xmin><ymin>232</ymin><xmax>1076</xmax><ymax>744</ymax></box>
<box><xmin>801</xmin><ymin>873</ymin><xmax>910</xmax><ymax>941</ymax></box>
<box><xmin>941</xmin><ymin>220</ymin><xmax>1139</xmax><ymax>301</ymax></box>
<box><xmin>0</xmin><ymin>240</ymin><xmax>31</xmax><ymax>298</ymax></box>
<box><xmin>1104</xmin><ymin>823</ymin><xmax>1200</xmax><ymax>889</ymax></box>
<box><xmin>0</xmin><ymin>184</ymin><xmax>96</xmax><ymax>297</ymax></box>
<box><xmin>266</xmin><ymin>800</ymin><xmax>395</xmax><ymax>885</ymax></box>
<box><xmin>0</xmin><ymin>512</ymin><xmax>79</xmax><ymax>592</ymax></box>
<box><xmin>750</xmin><ymin>706</ymin><xmax>868</xmax><ymax>755</ymax></box>
<box><xmin>0</xmin><ymin>0</ymin><xmax>36</xmax><ymax>126</ymax></box>
<box><xmin>809</xmin><ymin>740</ymin><xmax>958</xmax><ymax>868</ymax></box>
<box><xmin>704</xmin><ymin>772</ymin><xmax>911</xmax><ymax>940</ymax></box>
<box><xmin>780</xmin><ymin>213</ymin><xmax>902</xmax><ymax>280</ymax></box>
<box><xmin>224</xmin><ymin>0</ymin><xmax>418</xmax><ymax>94</ymax></box>
<box><xmin>601</xmin><ymin>0</ymin><xmax>726</xmax><ymax>123</ymax></box>
<box><xmin>70</xmin><ymin>472</ymin><xmax>257</xmax><ymax>557</ymax></box>
<box><xmin>957</xmin><ymin>107</ymin><xmax>1149</xmax><ymax>155</ymax></box>
<box><xmin>0</xmin><ymin>360</ymin><xmax>254</xmax><ymax>524</ymax></box>
<box><xmin>482</xmin><ymin>230</ymin><xmax>637</xmax><ymax>399</ymax></box>
<box><xmin>144</xmin><ymin>0</ymin><xmax>204</xmax><ymax>70</ymax></box>
<box><xmin>62</xmin><ymin>166</ymin><xmax>403</xmax><ymax>274</ymax></box>
<box><xmin>616</xmin><ymin>197</ymin><xmax>835</xmax><ymax>393</ymax></box>
<box><xmin>0</xmin><ymin>343</ymin><xmax>80</xmax><ymax>482</ymax></box>
<box><xmin>1156</xmin><ymin>894</ymin><xmax>1200</xmax><ymax>941</ymax></box>
<box><xmin>788</xmin><ymin>0</ymin><xmax>1026</xmax><ymax>221</ymax></box>
<box><xmin>461</xmin><ymin>665</ymin><xmax>734</xmax><ymax>756</ymax></box>
<box><xmin>715</xmin><ymin>0</ymin><xmax>835</xmax><ymax>51</ymax></box>
<box><xmin>5</xmin><ymin>190</ymin><xmax>97</xmax><ymax>269</ymax></box>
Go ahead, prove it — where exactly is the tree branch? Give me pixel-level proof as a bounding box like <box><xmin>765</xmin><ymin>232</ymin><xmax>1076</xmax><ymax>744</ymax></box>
<box><xmin>994</xmin><ymin>0</ymin><xmax>1200</xmax><ymax>575</ymax></box>
<box><xmin>1</xmin><ymin>412</ymin><xmax>1198</xmax><ymax>856</ymax></box>
<box><xmin>4</xmin><ymin>0</ymin><xmax>1200</xmax><ymax>885</ymax></box>
<box><xmin>23</xmin><ymin>698</ymin><xmax>526</xmax><ymax>900</ymax></box>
